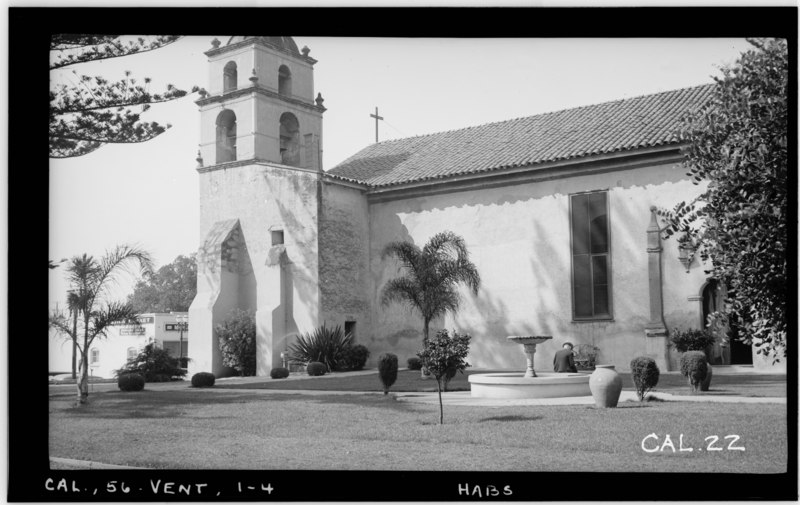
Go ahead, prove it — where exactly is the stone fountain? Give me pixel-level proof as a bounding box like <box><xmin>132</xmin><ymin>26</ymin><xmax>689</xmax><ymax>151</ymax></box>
<box><xmin>468</xmin><ymin>335</ymin><xmax>591</xmax><ymax>399</ymax></box>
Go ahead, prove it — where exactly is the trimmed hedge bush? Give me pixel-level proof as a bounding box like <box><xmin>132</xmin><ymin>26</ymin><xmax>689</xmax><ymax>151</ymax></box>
<box><xmin>407</xmin><ymin>357</ymin><xmax>423</xmax><ymax>370</ymax></box>
<box><xmin>118</xmin><ymin>373</ymin><xmax>145</xmax><ymax>392</ymax></box>
<box><xmin>378</xmin><ymin>353</ymin><xmax>398</xmax><ymax>395</ymax></box>
<box><xmin>630</xmin><ymin>356</ymin><xmax>660</xmax><ymax>401</ymax></box>
<box><xmin>191</xmin><ymin>372</ymin><xmax>216</xmax><ymax>388</ymax></box>
<box><xmin>680</xmin><ymin>351</ymin><xmax>708</xmax><ymax>393</ymax></box>
<box><xmin>270</xmin><ymin>367</ymin><xmax>290</xmax><ymax>379</ymax></box>
<box><xmin>307</xmin><ymin>361</ymin><xmax>327</xmax><ymax>376</ymax></box>
<box><xmin>336</xmin><ymin>344</ymin><xmax>370</xmax><ymax>371</ymax></box>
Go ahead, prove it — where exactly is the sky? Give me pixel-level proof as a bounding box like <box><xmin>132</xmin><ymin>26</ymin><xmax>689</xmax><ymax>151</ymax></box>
<box><xmin>47</xmin><ymin>36</ymin><xmax>754</xmax><ymax>310</ymax></box>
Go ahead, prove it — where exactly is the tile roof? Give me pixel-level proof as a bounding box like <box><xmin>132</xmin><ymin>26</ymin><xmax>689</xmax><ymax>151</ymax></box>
<box><xmin>327</xmin><ymin>84</ymin><xmax>714</xmax><ymax>188</ymax></box>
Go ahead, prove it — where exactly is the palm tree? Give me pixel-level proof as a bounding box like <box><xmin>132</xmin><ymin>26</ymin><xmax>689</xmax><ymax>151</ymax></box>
<box><xmin>380</xmin><ymin>231</ymin><xmax>480</xmax><ymax>351</ymax></box>
<box><xmin>49</xmin><ymin>245</ymin><xmax>153</xmax><ymax>405</ymax></box>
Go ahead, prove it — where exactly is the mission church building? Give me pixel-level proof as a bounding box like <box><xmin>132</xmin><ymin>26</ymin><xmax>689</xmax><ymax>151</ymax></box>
<box><xmin>188</xmin><ymin>36</ymin><xmax>783</xmax><ymax>378</ymax></box>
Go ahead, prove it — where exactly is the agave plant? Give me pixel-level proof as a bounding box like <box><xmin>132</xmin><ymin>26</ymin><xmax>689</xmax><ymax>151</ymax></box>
<box><xmin>287</xmin><ymin>324</ymin><xmax>354</xmax><ymax>372</ymax></box>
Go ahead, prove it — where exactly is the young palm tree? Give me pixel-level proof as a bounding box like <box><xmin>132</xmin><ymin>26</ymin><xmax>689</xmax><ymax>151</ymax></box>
<box><xmin>380</xmin><ymin>231</ymin><xmax>480</xmax><ymax>352</ymax></box>
<box><xmin>49</xmin><ymin>245</ymin><xmax>153</xmax><ymax>405</ymax></box>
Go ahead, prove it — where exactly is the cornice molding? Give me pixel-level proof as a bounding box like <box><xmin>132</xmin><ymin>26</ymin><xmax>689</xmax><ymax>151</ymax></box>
<box><xmin>196</xmin><ymin>85</ymin><xmax>325</xmax><ymax>114</ymax></box>
<box><xmin>365</xmin><ymin>146</ymin><xmax>686</xmax><ymax>204</ymax></box>
<box><xmin>196</xmin><ymin>157</ymin><xmax>323</xmax><ymax>176</ymax></box>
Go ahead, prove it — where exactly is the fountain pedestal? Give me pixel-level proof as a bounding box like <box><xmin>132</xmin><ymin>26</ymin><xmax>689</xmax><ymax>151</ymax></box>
<box><xmin>508</xmin><ymin>336</ymin><xmax>552</xmax><ymax>377</ymax></box>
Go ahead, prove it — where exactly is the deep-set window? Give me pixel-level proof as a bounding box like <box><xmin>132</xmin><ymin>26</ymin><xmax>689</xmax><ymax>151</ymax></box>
<box><xmin>570</xmin><ymin>191</ymin><xmax>612</xmax><ymax>320</ymax></box>
<box><xmin>271</xmin><ymin>230</ymin><xmax>284</xmax><ymax>246</ymax></box>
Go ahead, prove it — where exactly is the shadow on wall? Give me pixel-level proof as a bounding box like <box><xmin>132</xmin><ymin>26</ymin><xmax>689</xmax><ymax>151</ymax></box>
<box><xmin>369</xmin><ymin>211</ymin><xmax>420</xmax><ymax>359</ymax></box>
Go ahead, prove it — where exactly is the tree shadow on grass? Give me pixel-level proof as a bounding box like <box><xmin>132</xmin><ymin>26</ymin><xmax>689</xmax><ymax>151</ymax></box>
<box><xmin>53</xmin><ymin>389</ymin><xmax>418</xmax><ymax>419</ymax></box>
<box><xmin>479</xmin><ymin>414</ymin><xmax>542</xmax><ymax>423</ymax></box>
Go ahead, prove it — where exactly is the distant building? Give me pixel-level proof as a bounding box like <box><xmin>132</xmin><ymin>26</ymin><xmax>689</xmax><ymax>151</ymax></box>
<box><xmin>188</xmin><ymin>36</ymin><xmax>785</xmax><ymax>378</ymax></box>
<box><xmin>49</xmin><ymin>312</ymin><xmax>189</xmax><ymax>379</ymax></box>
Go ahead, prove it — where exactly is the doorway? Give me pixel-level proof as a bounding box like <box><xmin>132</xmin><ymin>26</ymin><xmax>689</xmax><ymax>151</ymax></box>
<box><xmin>701</xmin><ymin>280</ymin><xmax>752</xmax><ymax>365</ymax></box>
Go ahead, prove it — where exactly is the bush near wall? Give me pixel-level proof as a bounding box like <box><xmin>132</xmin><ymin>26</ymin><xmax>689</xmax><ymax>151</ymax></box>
<box><xmin>680</xmin><ymin>351</ymin><xmax>708</xmax><ymax>393</ymax></box>
<box><xmin>270</xmin><ymin>367</ymin><xmax>290</xmax><ymax>379</ymax></box>
<box><xmin>115</xmin><ymin>343</ymin><xmax>187</xmax><ymax>382</ymax></box>
<box><xmin>118</xmin><ymin>373</ymin><xmax>145</xmax><ymax>392</ymax></box>
<box><xmin>630</xmin><ymin>356</ymin><xmax>660</xmax><ymax>401</ymax></box>
<box><xmin>288</xmin><ymin>324</ymin><xmax>353</xmax><ymax>372</ymax></box>
<box><xmin>407</xmin><ymin>357</ymin><xmax>423</xmax><ymax>370</ymax></box>
<box><xmin>336</xmin><ymin>344</ymin><xmax>370</xmax><ymax>371</ymax></box>
<box><xmin>307</xmin><ymin>362</ymin><xmax>327</xmax><ymax>376</ymax></box>
<box><xmin>191</xmin><ymin>372</ymin><xmax>216</xmax><ymax>388</ymax></box>
<box><xmin>378</xmin><ymin>353</ymin><xmax>398</xmax><ymax>394</ymax></box>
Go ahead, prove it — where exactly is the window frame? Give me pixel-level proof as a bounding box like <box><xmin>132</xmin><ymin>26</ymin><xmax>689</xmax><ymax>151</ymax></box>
<box><xmin>569</xmin><ymin>190</ymin><xmax>614</xmax><ymax>322</ymax></box>
<box><xmin>90</xmin><ymin>348</ymin><xmax>100</xmax><ymax>364</ymax></box>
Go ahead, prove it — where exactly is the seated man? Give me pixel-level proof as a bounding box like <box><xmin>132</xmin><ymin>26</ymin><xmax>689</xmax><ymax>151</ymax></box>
<box><xmin>553</xmin><ymin>342</ymin><xmax>578</xmax><ymax>373</ymax></box>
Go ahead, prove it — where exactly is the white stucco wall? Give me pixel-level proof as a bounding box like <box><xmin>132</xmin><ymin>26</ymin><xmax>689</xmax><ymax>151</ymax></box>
<box><xmin>191</xmin><ymin>163</ymin><xmax>322</xmax><ymax>376</ymax></box>
<box><xmin>367</xmin><ymin>161</ymin><xmax>710</xmax><ymax>372</ymax></box>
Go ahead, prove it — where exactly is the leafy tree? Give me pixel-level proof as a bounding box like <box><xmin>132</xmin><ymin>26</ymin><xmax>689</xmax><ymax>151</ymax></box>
<box><xmin>115</xmin><ymin>343</ymin><xmax>187</xmax><ymax>382</ymax></box>
<box><xmin>216</xmin><ymin>309</ymin><xmax>257</xmax><ymax>376</ymax></box>
<box><xmin>658</xmin><ymin>38</ymin><xmax>787</xmax><ymax>359</ymax></box>
<box><xmin>128</xmin><ymin>254</ymin><xmax>197</xmax><ymax>313</ymax></box>
<box><xmin>49</xmin><ymin>245</ymin><xmax>154</xmax><ymax>405</ymax></box>
<box><xmin>50</xmin><ymin>35</ymin><xmax>199</xmax><ymax>158</ymax></box>
<box><xmin>380</xmin><ymin>231</ymin><xmax>480</xmax><ymax>344</ymax></box>
<box><xmin>417</xmin><ymin>329</ymin><xmax>472</xmax><ymax>424</ymax></box>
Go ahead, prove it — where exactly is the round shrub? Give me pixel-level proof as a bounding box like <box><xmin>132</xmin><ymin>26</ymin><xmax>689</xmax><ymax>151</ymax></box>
<box><xmin>378</xmin><ymin>353</ymin><xmax>398</xmax><ymax>395</ymax></box>
<box><xmin>407</xmin><ymin>357</ymin><xmax>422</xmax><ymax>370</ymax></box>
<box><xmin>118</xmin><ymin>373</ymin><xmax>145</xmax><ymax>392</ymax></box>
<box><xmin>345</xmin><ymin>344</ymin><xmax>370</xmax><ymax>371</ymax></box>
<box><xmin>679</xmin><ymin>351</ymin><xmax>708</xmax><ymax>393</ymax></box>
<box><xmin>307</xmin><ymin>361</ymin><xmax>327</xmax><ymax>376</ymax></box>
<box><xmin>270</xmin><ymin>367</ymin><xmax>290</xmax><ymax>379</ymax></box>
<box><xmin>630</xmin><ymin>356</ymin><xmax>660</xmax><ymax>401</ymax></box>
<box><xmin>191</xmin><ymin>372</ymin><xmax>216</xmax><ymax>388</ymax></box>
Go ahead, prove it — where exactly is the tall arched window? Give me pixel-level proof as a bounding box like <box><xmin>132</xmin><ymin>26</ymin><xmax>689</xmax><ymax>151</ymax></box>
<box><xmin>278</xmin><ymin>65</ymin><xmax>292</xmax><ymax>96</ymax></box>
<box><xmin>216</xmin><ymin>110</ymin><xmax>237</xmax><ymax>163</ymax></box>
<box><xmin>279</xmin><ymin>112</ymin><xmax>300</xmax><ymax>167</ymax></box>
<box><xmin>223</xmin><ymin>61</ymin><xmax>238</xmax><ymax>92</ymax></box>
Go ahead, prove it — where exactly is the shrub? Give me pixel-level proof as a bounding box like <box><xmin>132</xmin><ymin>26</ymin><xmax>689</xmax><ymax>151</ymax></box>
<box><xmin>287</xmin><ymin>324</ymin><xmax>354</xmax><ymax>372</ymax></box>
<box><xmin>307</xmin><ymin>361</ymin><xmax>327</xmax><ymax>376</ymax></box>
<box><xmin>680</xmin><ymin>351</ymin><xmax>708</xmax><ymax>393</ymax></box>
<box><xmin>377</xmin><ymin>353</ymin><xmax>398</xmax><ymax>394</ymax></box>
<box><xmin>669</xmin><ymin>328</ymin><xmax>716</xmax><ymax>353</ymax></box>
<box><xmin>418</xmin><ymin>329</ymin><xmax>472</xmax><ymax>424</ymax></box>
<box><xmin>270</xmin><ymin>367</ymin><xmax>290</xmax><ymax>379</ymax></box>
<box><xmin>335</xmin><ymin>344</ymin><xmax>370</xmax><ymax>371</ymax></box>
<box><xmin>407</xmin><ymin>357</ymin><xmax>423</xmax><ymax>370</ymax></box>
<box><xmin>630</xmin><ymin>356</ymin><xmax>660</xmax><ymax>401</ymax></box>
<box><xmin>118</xmin><ymin>373</ymin><xmax>145</xmax><ymax>392</ymax></box>
<box><xmin>114</xmin><ymin>343</ymin><xmax>187</xmax><ymax>382</ymax></box>
<box><xmin>216</xmin><ymin>309</ymin><xmax>256</xmax><ymax>376</ymax></box>
<box><xmin>573</xmin><ymin>344</ymin><xmax>599</xmax><ymax>370</ymax></box>
<box><xmin>191</xmin><ymin>372</ymin><xmax>216</xmax><ymax>388</ymax></box>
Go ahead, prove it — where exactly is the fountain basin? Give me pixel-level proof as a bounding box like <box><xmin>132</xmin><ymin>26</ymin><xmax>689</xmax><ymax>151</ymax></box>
<box><xmin>469</xmin><ymin>372</ymin><xmax>591</xmax><ymax>399</ymax></box>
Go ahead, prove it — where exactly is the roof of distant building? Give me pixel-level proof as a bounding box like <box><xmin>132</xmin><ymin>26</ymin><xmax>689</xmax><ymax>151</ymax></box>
<box><xmin>327</xmin><ymin>84</ymin><xmax>714</xmax><ymax>188</ymax></box>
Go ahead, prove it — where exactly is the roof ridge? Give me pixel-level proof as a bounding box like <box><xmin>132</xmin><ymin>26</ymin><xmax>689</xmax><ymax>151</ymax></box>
<box><xmin>369</xmin><ymin>82</ymin><xmax>715</xmax><ymax>148</ymax></box>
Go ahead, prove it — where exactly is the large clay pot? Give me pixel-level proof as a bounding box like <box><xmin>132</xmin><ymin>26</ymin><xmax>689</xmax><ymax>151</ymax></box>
<box><xmin>700</xmin><ymin>362</ymin><xmax>713</xmax><ymax>392</ymax></box>
<box><xmin>590</xmin><ymin>365</ymin><xmax>623</xmax><ymax>408</ymax></box>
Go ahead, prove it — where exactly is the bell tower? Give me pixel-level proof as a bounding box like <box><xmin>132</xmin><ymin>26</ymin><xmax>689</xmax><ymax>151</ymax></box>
<box><xmin>189</xmin><ymin>36</ymin><xmax>327</xmax><ymax>378</ymax></box>
<box><xmin>197</xmin><ymin>36</ymin><xmax>325</xmax><ymax>170</ymax></box>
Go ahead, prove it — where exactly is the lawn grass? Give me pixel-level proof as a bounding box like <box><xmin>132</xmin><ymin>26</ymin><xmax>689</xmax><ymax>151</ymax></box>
<box><xmin>214</xmin><ymin>369</ymin><xmax>787</xmax><ymax>397</ymax></box>
<box><xmin>49</xmin><ymin>387</ymin><xmax>788</xmax><ymax>472</ymax></box>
